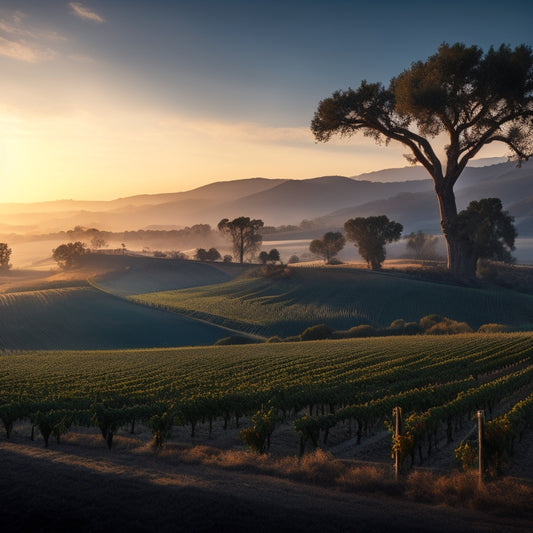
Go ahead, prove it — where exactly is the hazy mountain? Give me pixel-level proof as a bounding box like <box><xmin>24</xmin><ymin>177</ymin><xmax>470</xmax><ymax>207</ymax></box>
<box><xmin>314</xmin><ymin>161</ymin><xmax>533</xmax><ymax>234</ymax></box>
<box><xmin>0</xmin><ymin>161</ymin><xmax>531</xmax><ymax>235</ymax></box>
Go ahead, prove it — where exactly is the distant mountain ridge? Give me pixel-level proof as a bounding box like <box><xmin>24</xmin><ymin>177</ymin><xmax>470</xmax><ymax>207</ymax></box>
<box><xmin>0</xmin><ymin>160</ymin><xmax>531</xmax><ymax>236</ymax></box>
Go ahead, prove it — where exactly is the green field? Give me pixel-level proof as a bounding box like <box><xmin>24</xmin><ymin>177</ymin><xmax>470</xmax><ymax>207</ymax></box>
<box><xmin>0</xmin><ymin>283</ymin><xmax>236</xmax><ymax>350</ymax></box>
<box><xmin>129</xmin><ymin>266</ymin><xmax>533</xmax><ymax>337</ymax></box>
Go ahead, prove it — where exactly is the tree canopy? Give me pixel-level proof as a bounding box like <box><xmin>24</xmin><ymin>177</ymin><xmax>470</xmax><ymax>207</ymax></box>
<box><xmin>195</xmin><ymin>247</ymin><xmax>221</xmax><ymax>262</ymax></box>
<box><xmin>344</xmin><ymin>216</ymin><xmax>403</xmax><ymax>270</ymax></box>
<box><xmin>405</xmin><ymin>231</ymin><xmax>440</xmax><ymax>261</ymax></box>
<box><xmin>453</xmin><ymin>197</ymin><xmax>517</xmax><ymax>274</ymax></box>
<box><xmin>218</xmin><ymin>217</ymin><xmax>264</xmax><ymax>264</ymax></box>
<box><xmin>0</xmin><ymin>243</ymin><xmax>12</xmax><ymax>271</ymax></box>
<box><xmin>52</xmin><ymin>242</ymin><xmax>87</xmax><ymax>270</ymax></box>
<box><xmin>309</xmin><ymin>232</ymin><xmax>346</xmax><ymax>263</ymax></box>
<box><xmin>311</xmin><ymin>43</ymin><xmax>533</xmax><ymax>278</ymax></box>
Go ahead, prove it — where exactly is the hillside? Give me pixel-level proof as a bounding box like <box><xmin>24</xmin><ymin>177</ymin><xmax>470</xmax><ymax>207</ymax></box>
<box><xmin>128</xmin><ymin>264</ymin><xmax>533</xmax><ymax>337</ymax></box>
<box><xmin>0</xmin><ymin>256</ymin><xmax>253</xmax><ymax>349</ymax></box>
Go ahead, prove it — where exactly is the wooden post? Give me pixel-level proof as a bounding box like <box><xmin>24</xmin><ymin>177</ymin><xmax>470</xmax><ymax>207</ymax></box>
<box><xmin>477</xmin><ymin>410</ymin><xmax>484</xmax><ymax>486</ymax></box>
<box><xmin>393</xmin><ymin>406</ymin><xmax>402</xmax><ymax>481</ymax></box>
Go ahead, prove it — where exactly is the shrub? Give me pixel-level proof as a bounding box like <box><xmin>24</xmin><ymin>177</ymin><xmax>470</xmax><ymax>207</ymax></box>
<box><xmin>300</xmin><ymin>324</ymin><xmax>334</xmax><ymax>341</ymax></box>
<box><xmin>239</xmin><ymin>406</ymin><xmax>276</xmax><ymax>454</ymax></box>
<box><xmin>346</xmin><ymin>325</ymin><xmax>378</xmax><ymax>338</ymax></box>
<box><xmin>419</xmin><ymin>314</ymin><xmax>444</xmax><ymax>332</ymax></box>
<box><xmin>425</xmin><ymin>318</ymin><xmax>473</xmax><ymax>335</ymax></box>
<box><xmin>477</xmin><ymin>323</ymin><xmax>508</xmax><ymax>333</ymax></box>
<box><xmin>214</xmin><ymin>335</ymin><xmax>259</xmax><ymax>346</ymax></box>
<box><xmin>287</xmin><ymin>255</ymin><xmax>300</xmax><ymax>264</ymax></box>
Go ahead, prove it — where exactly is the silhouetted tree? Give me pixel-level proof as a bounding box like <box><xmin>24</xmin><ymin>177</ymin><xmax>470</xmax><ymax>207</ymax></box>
<box><xmin>405</xmin><ymin>231</ymin><xmax>440</xmax><ymax>260</ymax></box>
<box><xmin>0</xmin><ymin>243</ymin><xmax>12</xmax><ymax>271</ymax></box>
<box><xmin>206</xmin><ymin>247</ymin><xmax>221</xmax><ymax>261</ymax></box>
<box><xmin>344</xmin><ymin>216</ymin><xmax>402</xmax><ymax>270</ymax></box>
<box><xmin>218</xmin><ymin>217</ymin><xmax>264</xmax><ymax>263</ymax></box>
<box><xmin>268</xmin><ymin>249</ymin><xmax>280</xmax><ymax>263</ymax></box>
<box><xmin>311</xmin><ymin>43</ymin><xmax>533</xmax><ymax>279</ymax></box>
<box><xmin>90</xmin><ymin>235</ymin><xmax>108</xmax><ymax>250</ymax></box>
<box><xmin>52</xmin><ymin>242</ymin><xmax>87</xmax><ymax>270</ymax></box>
<box><xmin>309</xmin><ymin>232</ymin><xmax>345</xmax><ymax>263</ymax></box>
<box><xmin>196</xmin><ymin>247</ymin><xmax>221</xmax><ymax>261</ymax></box>
<box><xmin>453</xmin><ymin>198</ymin><xmax>517</xmax><ymax>275</ymax></box>
<box><xmin>259</xmin><ymin>251</ymin><xmax>270</xmax><ymax>265</ymax></box>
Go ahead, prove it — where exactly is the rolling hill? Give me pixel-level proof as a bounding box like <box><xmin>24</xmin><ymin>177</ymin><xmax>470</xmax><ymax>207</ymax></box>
<box><xmin>0</xmin><ymin>256</ymin><xmax>253</xmax><ymax>349</ymax></box>
<box><xmin>127</xmin><ymin>264</ymin><xmax>533</xmax><ymax>338</ymax></box>
<box><xmin>1</xmin><ymin>160</ymin><xmax>531</xmax><ymax>235</ymax></box>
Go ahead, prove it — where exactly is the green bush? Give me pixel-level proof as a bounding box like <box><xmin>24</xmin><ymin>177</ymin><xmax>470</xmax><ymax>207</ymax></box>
<box><xmin>300</xmin><ymin>324</ymin><xmax>334</xmax><ymax>341</ymax></box>
<box><xmin>419</xmin><ymin>314</ymin><xmax>444</xmax><ymax>332</ymax></box>
<box><xmin>346</xmin><ymin>325</ymin><xmax>378</xmax><ymax>338</ymax></box>
<box><xmin>425</xmin><ymin>318</ymin><xmax>473</xmax><ymax>335</ymax></box>
<box><xmin>478</xmin><ymin>323</ymin><xmax>508</xmax><ymax>333</ymax></box>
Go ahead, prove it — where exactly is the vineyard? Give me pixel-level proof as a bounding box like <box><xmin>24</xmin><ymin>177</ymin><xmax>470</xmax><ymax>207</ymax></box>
<box><xmin>128</xmin><ymin>266</ymin><xmax>533</xmax><ymax>336</ymax></box>
<box><xmin>2</xmin><ymin>333</ymin><xmax>533</xmax><ymax>478</ymax></box>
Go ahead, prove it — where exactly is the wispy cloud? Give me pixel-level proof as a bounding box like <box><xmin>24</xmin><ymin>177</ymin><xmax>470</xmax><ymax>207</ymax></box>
<box><xmin>69</xmin><ymin>2</ymin><xmax>105</xmax><ymax>23</ymax></box>
<box><xmin>0</xmin><ymin>36</ymin><xmax>56</xmax><ymax>62</ymax></box>
<box><xmin>0</xmin><ymin>14</ymin><xmax>65</xmax><ymax>41</ymax></box>
<box><xmin>0</xmin><ymin>11</ymin><xmax>63</xmax><ymax>62</ymax></box>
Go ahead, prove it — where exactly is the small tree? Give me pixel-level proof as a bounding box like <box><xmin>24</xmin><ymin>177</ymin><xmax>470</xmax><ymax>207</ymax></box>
<box><xmin>0</xmin><ymin>243</ymin><xmax>12</xmax><ymax>271</ymax></box>
<box><xmin>344</xmin><ymin>216</ymin><xmax>403</xmax><ymax>270</ymax></box>
<box><xmin>90</xmin><ymin>234</ymin><xmax>107</xmax><ymax>250</ymax></box>
<box><xmin>195</xmin><ymin>248</ymin><xmax>208</xmax><ymax>261</ymax></box>
<box><xmin>218</xmin><ymin>217</ymin><xmax>264</xmax><ymax>263</ymax></box>
<box><xmin>453</xmin><ymin>198</ymin><xmax>517</xmax><ymax>275</ymax></box>
<box><xmin>52</xmin><ymin>241</ymin><xmax>87</xmax><ymax>270</ymax></box>
<box><xmin>405</xmin><ymin>231</ymin><xmax>440</xmax><ymax>260</ymax></box>
<box><xmin>259</xmin><ymin>251</ymin><xmax>270</xmax><ymax>265</ymax></box>
<box><xmin>206</xmin><ymin>247</ymin><xmax>221</xmax><ymax>261</ymax></box>
<box><xmin>268</xmin><ymin>248</ymin><xmax>280</xmax><ymax>264</ymax></box>
<box><xmin>309</xmin><ymin>232</ymin><xmax>345</xmax><ymax>263</ymax></box>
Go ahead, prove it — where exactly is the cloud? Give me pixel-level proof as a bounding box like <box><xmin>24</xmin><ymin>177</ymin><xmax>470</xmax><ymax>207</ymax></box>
<box><xmin>0</xmin><ymin>11</ymin><xmax>64</xmax><ymax>62</ymax></box>
<box><xmin>159</xmin><ymin>116</ymin><xmax>313</xmax><ymax>147</ymax></box>
<box><xmin>0</xmin><ymin>36</ymin><xmax>55</xmax><ymax>62</ymax></box>
<box><xmin>69</xmin><ymin>2</ymin><xmax>105</xmax><ymax>23</ymax></box>
<box><xmin>0</xmin><ymin>17</ymin><xmax>65</xmax><ymax>41</ymax></box>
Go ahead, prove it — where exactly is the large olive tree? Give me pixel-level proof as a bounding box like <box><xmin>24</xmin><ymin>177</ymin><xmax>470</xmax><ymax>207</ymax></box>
<box><xmin>311</xmin><ymin>43</ymin><xmax>533</xmax><ymax>279</ymax></box>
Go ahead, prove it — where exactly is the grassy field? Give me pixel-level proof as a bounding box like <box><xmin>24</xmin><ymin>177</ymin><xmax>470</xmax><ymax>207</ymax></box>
<box><xmin>0</xmin><ymin>256</ymin><xmax>256</xmax><ymax>349</ymax></box>
<box><xmin>0</xmin><ymin>283</ymin><xmax>236</xmax><ymax>349</ymax></box>
<box><xmin>90</xmin><ymin>254</ymin><xmax>251</xmax><ymax>296</ymax></box>
<box><xmin>129</xmin><ymin>266</ymin><xmax>533</xmax><ymax>337</ymax></box>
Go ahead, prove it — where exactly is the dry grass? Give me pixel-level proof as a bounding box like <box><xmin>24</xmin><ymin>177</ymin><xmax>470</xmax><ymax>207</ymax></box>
<box><xmin>156</xmin><ymin>445</ymin><xmax>533</xmax><ymax>515</ymax></box>
<box><xmin>405</xmin><ymin>470</ymin><xmax>533</xmax><ymax>515</ymax></box>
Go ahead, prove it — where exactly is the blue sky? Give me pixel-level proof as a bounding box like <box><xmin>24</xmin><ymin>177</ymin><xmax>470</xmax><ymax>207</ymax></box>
<box><xmin>1</xmin><ymin>0</ymin><xmax>532</xmax><ymax>202</ymax></box>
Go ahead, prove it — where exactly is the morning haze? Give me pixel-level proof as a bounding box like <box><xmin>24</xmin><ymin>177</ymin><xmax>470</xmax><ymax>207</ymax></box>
<box><xmin>1</xmin><ymin>1</ymin><xmax>533</xmax><ymax>532</ymax></box>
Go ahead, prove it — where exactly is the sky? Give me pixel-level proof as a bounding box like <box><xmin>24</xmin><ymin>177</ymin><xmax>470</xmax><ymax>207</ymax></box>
<box><xmin>0</xmin><ymin>0</ymin><xmax>532</xmax><ymax>203</ymax></box>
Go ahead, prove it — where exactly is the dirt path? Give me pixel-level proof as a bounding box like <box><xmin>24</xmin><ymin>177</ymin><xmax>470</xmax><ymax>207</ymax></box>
<box><xmin>1</xmin><ymin>440</ymin><xmax>531</xmax><ymax>533</ymax></box>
